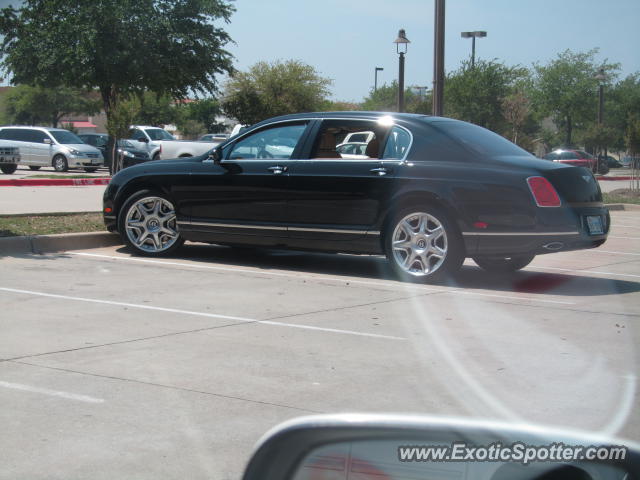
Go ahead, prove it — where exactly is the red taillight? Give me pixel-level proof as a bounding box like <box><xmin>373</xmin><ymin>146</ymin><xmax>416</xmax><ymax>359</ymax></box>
<box><xmin>527</xmin><ymin>176</ymin><xmax>561</xmax><ymax>207</ymax></box>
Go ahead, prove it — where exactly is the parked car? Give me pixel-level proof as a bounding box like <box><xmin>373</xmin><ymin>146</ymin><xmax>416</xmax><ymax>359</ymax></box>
<box><xmin>0</xmin><ymin>145</ymin><xmax>21</xmax><ymax>174</ymax></box>
<box><xmin>0</xmin><ymin>126</ymin><xmax>103</xmax><ymax>172</ymax></box>
<box><xmin>128</xmin><ymin>125</ymin><xmax>220</xmax><ymax>160</ymax></box>
<box><xmin>199</xmin><ymin>133</ymin><xmax>229</xmax><ymax>142</ymax></box>
<box><xmin>104</xmin><ymin>112</ymin><xmax>608</xmax><ymax>282</ymax></box>
<box><xmin>605</xmin><ymin>155</ymin><xmax>622</xmax><ymax>168</ymax></box>
<box><xmin>78</xmin><ymin>133</ymin><xmax>151</xmax><ymax>169</ymax></box>
<box><xmin>620</xmin><ymin>156</ymin><xmax>640</xmax><ymax>169</ymax></box>
<box><xmin>542</xmin><ymin>149</ymin><xmax>597</xmax><ymax>172</ymax></box>
<box><xmin>336</xmin><ymin>141</ymin><xmax>370</xmax><ymax>159</ymax></box>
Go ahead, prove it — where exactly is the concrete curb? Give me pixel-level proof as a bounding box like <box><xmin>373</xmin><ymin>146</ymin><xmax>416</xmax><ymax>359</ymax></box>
<box><xmin>0</xmin><ymin>211</ymin><xmax>101</xmax><ymax>217</ymax></box>
<box><xmin>605</xmin><ymin>203</ymin><xmax>640</xmax><ymax>211</ymax></box>
<box><xmin>0</xmin><ymin>178</ymin><xmax>110</xmax><ymax>187</ymax></box>
<box><xmin>0</xmin><ymin>231</ymin><xmax>121</xmax><ymax>255</ymax></box>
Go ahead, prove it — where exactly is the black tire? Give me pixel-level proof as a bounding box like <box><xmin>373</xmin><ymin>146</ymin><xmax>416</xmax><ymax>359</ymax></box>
<box><xmin>0</xmin><ymin>164</ymin><xmax>17</xmax><ymax>174</ymax></box>
<box><xmin>473</xmin><ymin>254</ymin><xmax>535</xmax><ymax>273</ymax></box>
<box><xmin>118</xmin><ymin>189</ymin><xmax>184</xmax><ymax>256</ymax></box>
<box><xmin>383</xmin><ymin>205</ymin><xmax>464</xmax><ymax>283</ymax></box>
<box><xmin>84</xmin><ymin>167</ymin><xmax>98</xmax><ymax>173</ymax></box>
<box><xmin>52</xmin><ymin>154</ymin><xmax>68</xmax><ymax>172</ymax></box>
<box><xmin>29</xmin><ymin>166</ymin><xmax>41</xmax><ymax>171</ymax></box>
<box><xmin>152</xmin><ymin>152</ymin><xmax>160</xmax><ymax>161</ymax></box>
<box><xmin>597</xmin><ymin>161</ymin><xmax>609</xmax><ymax>175</ymax></box>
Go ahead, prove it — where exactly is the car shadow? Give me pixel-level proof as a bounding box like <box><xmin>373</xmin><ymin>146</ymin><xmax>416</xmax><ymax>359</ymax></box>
<box><xmin>113</xmin><ymin>243</ymin><xmax>640</xmax><ymax>298</ymax></box>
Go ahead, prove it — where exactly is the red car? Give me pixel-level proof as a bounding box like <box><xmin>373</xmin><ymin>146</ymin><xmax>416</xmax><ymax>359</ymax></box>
<box><xmin>543</xmin><ymin>149</ymin><xmax>597</xmax><ymax>172</ymax></box>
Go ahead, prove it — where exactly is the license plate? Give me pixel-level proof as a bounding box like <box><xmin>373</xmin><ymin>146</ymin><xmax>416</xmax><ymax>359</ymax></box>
<box><xmin>586</xmin><ymin>215</ymin><xmax>604</xmax><ymax>235</ymax></box>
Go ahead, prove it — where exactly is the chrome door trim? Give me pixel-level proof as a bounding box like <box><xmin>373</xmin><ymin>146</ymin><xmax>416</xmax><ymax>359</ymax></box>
<box><xmin>462</xmin><ymin>231</ymin><xmax>579</xmax><ymax>236</ymax></box>
<box><xmin>178</xmin><ymin>220</ymin><xmax>380</xmax><ymax>235</ymax></box>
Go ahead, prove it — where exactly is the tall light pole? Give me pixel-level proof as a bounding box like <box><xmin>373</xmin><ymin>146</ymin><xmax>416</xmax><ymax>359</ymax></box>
<box><xmin>394</xmin><ymin>29</ymin><xmax>410</xmax><ymax>113</ymax></box>
<box><xmin>432</xmin><ymin>0</ymin><xmax>445</xmax><ymax>116</ymax></box>
<box><xmin>374</xmin><ymin>67</ymin><xmax>384</xmax><ymax>92</ymax></box>
<box><xmin>595</xmin><ymin>68</ymin><xmax>607</xmax><ymax>169</ymax></box>
<box><xmin>460</xmin><ymin>30</ymin><xmax>487</xmax><ymax>68</ymax></box>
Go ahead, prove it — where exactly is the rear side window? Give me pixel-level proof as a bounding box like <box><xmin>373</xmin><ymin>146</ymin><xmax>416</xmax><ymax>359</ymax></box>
<box><xmin>382</xmin><ymin>126</ymin><xmax>411</xmax><ymax>160</ymax></box>
<box><xmin>560</xmin><ymin>151</ymin><xmax>577</xmax><ymax>160</ymax></box>
<box><xmin>428</xmin><ymin>119</ymin><xmax>532</xmax><ymax>158</ymax></box>
<box><xmin>0</xmin><ymin>128</ymin><xmax>31</xmax><ymax>141</ymax></box>
<box><xmin>543</xmin><ymin>152</ymin><xmax>558</xmax><ymax>160</ymax></box>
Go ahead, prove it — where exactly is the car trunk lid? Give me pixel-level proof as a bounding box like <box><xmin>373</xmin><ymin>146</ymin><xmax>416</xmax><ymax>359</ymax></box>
<box><xmin>544</xmin><ymin>166</ymin><xmax>602</xmax><ymax>204</ymax></box>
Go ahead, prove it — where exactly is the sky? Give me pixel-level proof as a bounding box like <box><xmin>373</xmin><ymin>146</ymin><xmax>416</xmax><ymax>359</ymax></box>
<box><xmin>225</xmin><ymin>0</ymin><xmax>640</xmax><ymax>102</ymax></box>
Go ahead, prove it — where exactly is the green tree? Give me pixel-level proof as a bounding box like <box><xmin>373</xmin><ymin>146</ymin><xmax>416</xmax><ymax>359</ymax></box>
<box><xmin>532</xmin><ymin>49</ymin><xmax>619</xmax><ymax>147</ymax></box>
<box><xmin>135</xmin><ymin>92</ymin><xmax>178</xmax><ymax>127</ymax></box>
<box><xmin>445</xmin><ymin>59</ymin><xmax>529</xmax><ymax>132</ymax></box>
<box><xmin>0</xmin><ymin>0</ymin><xmax>234</xmax><ymax>172</ymax></box>
<box><xmin>360</xmin><ymin>82</ymin><xmax>431</xmax><ymax>114</ymax></box>
<box><xmin>606</xmin><ymin>73</ymin><xmax>640</xmax><ymax>151</ymax></box>
<box><xmin>4</xmin><ymin>85</ymin><xmax>100</xmax><ymax>127</ymax></box>
<box><xmin>222</xmin><ymin>60</ymin><xmax>332</xmax><ymax>125</ymax></box>
<box><xmin>501</xmin><ymin>91</ymin><xmax>531</xmax><ymax>144</ymax></box>
<box><xmin>177</xmin><ymin>98</ymin><xmax>224</xmax><ymax>133</ymax></box>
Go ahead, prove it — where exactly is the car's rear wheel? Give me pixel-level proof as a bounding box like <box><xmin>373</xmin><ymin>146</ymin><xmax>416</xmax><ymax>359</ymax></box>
<box><xmin>0</xmin><ymin>164</ymin><xmax>17</xmax><ymax>174</ymax></box>
<box><xmin>118</xmin><ymin>190</ymin><xmax>184</xmax><ymax>256</ymax></box>
<box><xmin>29</xmin><ymin>166</ymin><xmax>41</xmax><ymax>171</ymax></box>
<box><xmin>472</xmin><ymin>254</ymin><xmax>535</xmax><ymax>273</ymax></box>
<box><xmin>52</xmin><ymin>155</ymin><xmax>68</xmax><ymax>172</ymax></box>
<box><xmin>384</xmin><ymin>206</ymin><xmax>464</xmax><ymax>282</ymax></box>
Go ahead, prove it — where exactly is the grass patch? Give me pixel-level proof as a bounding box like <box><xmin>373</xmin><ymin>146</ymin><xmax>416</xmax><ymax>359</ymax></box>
<box><xmin>603</xmin><ymin>189</ymin><xmax>640</xmax><ymax>205</ymax></box>
<box><xmin>0</xmin><ymin>213</ymin><xmax>105</xmax><ymax>237</ymax></box>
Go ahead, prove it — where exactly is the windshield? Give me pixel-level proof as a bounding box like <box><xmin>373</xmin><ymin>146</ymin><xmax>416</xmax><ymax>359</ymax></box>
<box><xmin>50</xmin><ymin>130</ymin><xmax>84</xmax><ymax>144</ymax></box>
<box><xmin>145</xmin><ymin>128</ymin><xmax>175</xmax><ymax>141</ymax></box>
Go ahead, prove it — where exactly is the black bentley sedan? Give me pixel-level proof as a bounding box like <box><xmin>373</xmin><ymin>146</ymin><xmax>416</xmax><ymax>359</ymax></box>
<box><xmin>103</xmin><ymin>112</ymin><xmax>609</xmax><ymax>282</ymax></box>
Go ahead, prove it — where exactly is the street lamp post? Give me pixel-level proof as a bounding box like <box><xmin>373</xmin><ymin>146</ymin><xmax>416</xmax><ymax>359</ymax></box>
<box><xmin>393</xmin><ymin>29</ymin><xmax>410</xmax><ymax>113</ymax></box>
<box><xmin>374</xmin><ymin>67</ymin><xmax>384</xmax><ymax>92</ymax></box>
<box><xmin>595</xmin><ymin>68</ymin><xmax>607</xmax><ymax>170</ymax></box>
<box><xmin>460</xmin><ymin>30</ymin><xmax>487</xmax><ymax>68</ymax></box>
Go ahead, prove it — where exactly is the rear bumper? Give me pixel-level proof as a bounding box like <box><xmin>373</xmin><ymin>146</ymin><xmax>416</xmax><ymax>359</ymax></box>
<box><xmin>465</xmin><ymin>206</ymin><xmax>609</xmax><ymax>256</ymax></box>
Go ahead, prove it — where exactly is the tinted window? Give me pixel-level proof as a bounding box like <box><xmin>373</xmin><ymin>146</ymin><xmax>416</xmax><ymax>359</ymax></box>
<box><xmin>576</xmin><ymin>150</ymin><xmax>594</xmax><ymax>159</ymax></box>
<box><xmin>50</xmin><ymin>130</ymin><xmax>83</xmax><ymax>144</ymax></box>
<box><xmin>0</xmin><ymin>128</ymin><xmax>32</xmax><ymax>142</ymax></box>
<box><xmin>129</xmin><ymin>129</ymin><xmax>146</xmax><ymax>141</ymax></box>
<box><xmin>226</xmin><ymin>123</ymin><xmax>307</xmax><ymax>160</ymax></box>
<box><xmin>428</xmin><ymin>119</ymin><xmax>531</xmax><ymax>158</ymax></box>
<box><xmin>382</xmin><ymin>126</ymin><xmax>412</xmax><ymax>160</ymax></box>
<box><xmin>145</xmin><ymin>128</ymin><xmax>175</xmax><ymax>141</ymax></box>
<box><xmin>27</xmin><ymin>130</ymin><xmax>51</xmax><ymax>143</ymax></box>
<box><xmin>543</xmin><ymin>152</ymin><xmax>558</xmax><ymax>160</ymax></box>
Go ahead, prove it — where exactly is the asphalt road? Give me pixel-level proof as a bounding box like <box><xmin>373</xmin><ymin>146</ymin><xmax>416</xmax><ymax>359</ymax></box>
<box><xmin>1</xmin><ymin>210</ymin><xmax>639</xmax><ymax>479</ymax></box>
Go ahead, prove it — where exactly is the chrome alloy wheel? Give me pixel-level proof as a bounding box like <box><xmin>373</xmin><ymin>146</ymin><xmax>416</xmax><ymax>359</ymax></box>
<box><xmin>391</xmin><ymin>212</ymin><xmax>448</xmax><ymax>276</ymax></box>
<box><xmin>124</xmin><ymin>196</ymin><xmax>179</xmax><ymax>253</ymax></box>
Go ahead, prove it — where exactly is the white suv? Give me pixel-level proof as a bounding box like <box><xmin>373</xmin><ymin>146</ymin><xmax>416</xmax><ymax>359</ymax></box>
<box><xmin>0</xmin><ymin>126</ymin><xmax>104</xmax><ymax>172</ymax></box>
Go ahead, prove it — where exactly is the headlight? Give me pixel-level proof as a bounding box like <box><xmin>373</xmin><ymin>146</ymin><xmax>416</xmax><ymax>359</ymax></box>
<box><xmin>123</xmin><ymin>150</ymin><xmax>135</xmax><ymax>158</ymax></box>
<box><xmin>68</xmin><ymin>148</ymin><xmax>81</xmax><ymax>156</ymax></box>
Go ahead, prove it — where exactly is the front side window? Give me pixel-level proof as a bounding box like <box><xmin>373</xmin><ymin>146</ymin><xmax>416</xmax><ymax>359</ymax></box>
<box><xmin>382</xmin><ymin>126</ymin><xmax>412</xmax><ymax>160</ymax></box>
<box><xmin>560</xmin><ymin>151</ymin><xmax>578</xmax><ymax>160</ymax></box>
<box><xmin>50</xmin><ymin>130</ymin><xmax>83</xmax><ymax>144</ymax></box>
<box><xmin>226</xmin><ymin>123</ymin><xmax>307</xmax><ymax>160</ymax></box>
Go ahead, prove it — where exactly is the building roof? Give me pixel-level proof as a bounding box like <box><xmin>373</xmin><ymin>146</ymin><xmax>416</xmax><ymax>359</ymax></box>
<box><xmin>68</xmin><ymin>121</ymin><xmax>97</xmax><ymax>128</ymax></box>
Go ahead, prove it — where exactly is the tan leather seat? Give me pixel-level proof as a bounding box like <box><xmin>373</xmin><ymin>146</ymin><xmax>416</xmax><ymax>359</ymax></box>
<box><xmin>314</xmin><ymin>132</ymin><xmax>341</xmax><ymax>159</ymax></box>
<box><xmin>365</xmin><ymin>137</ymin><xmax>380</xmax><ymax>159</ymax></box>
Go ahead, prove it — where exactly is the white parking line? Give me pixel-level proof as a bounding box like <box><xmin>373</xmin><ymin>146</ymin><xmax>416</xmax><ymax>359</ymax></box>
<box><xmin>597</xmin><ymin>250</ymin><xmax>640</xmax><ymax>256</ymax></box>
<box><xmin>0</xmin><ymin>380</ymin><xmax>104</xmax><ymax>403</ymax></box>
<box><xmin>613</xmin><ymin>224</ymin><xmax>640</xmax><ymax>229</ymax></box>
<box><xmin>0</xmin><ymin>287</ymin><xmax>405</xmax><ymax>341</ymax></box>
<box><xmin>531</xmin><ymin>267</ymin><xmax>640</xmax><ymax>279</ymax></box>
<box><xmin>608</xmin><ymin>236</ymin><xmax>640</xmax><ymax>240</ymax></box>
<box><xmin>67</xmin><ymin>252</ymin><xmax>575</xmax><ymax>305</ymax></box>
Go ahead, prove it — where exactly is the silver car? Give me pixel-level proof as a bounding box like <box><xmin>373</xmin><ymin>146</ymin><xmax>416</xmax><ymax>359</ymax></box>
<box><xmin>0</xmin><ymin>126</ymin><xmax>104</xmax><ymax>172</ymax></box>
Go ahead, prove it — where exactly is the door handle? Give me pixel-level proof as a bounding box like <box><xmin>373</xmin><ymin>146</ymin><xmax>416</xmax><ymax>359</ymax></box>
<box><xmin>268</xmin><ymin>165</ymin><xmax>288</xmax><ymax>174</ymax></box>
<box><xmin>370</xmin><ymin>167</ymin><xmax>390</xmax><ymax>176</ymax></box>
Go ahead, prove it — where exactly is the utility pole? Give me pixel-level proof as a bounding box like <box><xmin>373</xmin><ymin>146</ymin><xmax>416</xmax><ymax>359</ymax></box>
<box><xmin>432</xmin><ymin>0</ymin><xmax>445</xmax><ymax>116</ymax></box>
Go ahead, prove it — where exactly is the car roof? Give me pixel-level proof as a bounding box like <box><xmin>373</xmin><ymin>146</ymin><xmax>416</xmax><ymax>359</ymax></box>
<box><xmin>0</xmin><ymin>125</ymin><xmax>70</xmax><ymax>132</ymax></box>
<box><xmin>250</xmin><ymin>111</ymin><xmax>433</xmax><ymax>128</ymax></box>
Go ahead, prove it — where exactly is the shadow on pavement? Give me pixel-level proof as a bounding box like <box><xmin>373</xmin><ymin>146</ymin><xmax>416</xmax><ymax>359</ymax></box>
<box><xmin>112</xmin><ymin>243</ymin><xmax>640</xmax><ymax>298</ymax></box>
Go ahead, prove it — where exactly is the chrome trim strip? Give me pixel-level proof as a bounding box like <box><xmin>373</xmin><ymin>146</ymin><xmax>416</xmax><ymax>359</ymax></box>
<box><xmin>462</xmin><ymin>231</ymin><xmax>580</xmax><ymax>236</ymax></box>
<box><xmin>177</xmin><ymin>220</ymin><xmax>380</xmax><ymax>235</ymax></box>
<box><xmin>186</xmin><ymin>221</ymin><xmax>286</xmax><ymax>231</ymax></box>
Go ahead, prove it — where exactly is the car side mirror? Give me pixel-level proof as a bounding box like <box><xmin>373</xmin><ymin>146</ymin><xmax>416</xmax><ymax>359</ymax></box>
<box><xmin>207</xmin><ymin>147</ymin><xmax>222</xmax><ymax>164</ymax></box>
<box><xmin>138</xmin><ymin>137</ymin><xmax>149</xmax><ymax>143</ymax></box>
<box><xmin>241</xmin><ymin>414</ymin><xmax>638</xmax><ymax>480</ymax></box>
<box><xmin>43</xmin><ymin>138</ymin><xmax>52</xmax><ymax>144</ymax></box>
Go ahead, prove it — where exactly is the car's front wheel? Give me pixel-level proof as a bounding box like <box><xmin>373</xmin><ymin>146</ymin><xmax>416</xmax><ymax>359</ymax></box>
<box><xmin>384</xmin><ymin>206</ymin><xmax>464</xmax><ymax>282</ymax></box>
<box><xmin>0</xmin><ymin>164</ymin><xmax>17</xmax><ymax>174</ymax></box>
<box><xmin>472</xmin><ymin>254</ymin><xmax>535</xmax><ymax>273</ymax></box>
<box><xmin>118</xmin><ymin>190</ymin><xmax>184</xmax><ymax>256</ymax></box>
<box><xmin>84</xmin><ymin>167</ymin><xmax>98</xmax><ymax>173</ymax></box>
<box><xmin>52</xmin><ymin>155</ymin><xmax>68</xmax><ymax>172</ymax></box>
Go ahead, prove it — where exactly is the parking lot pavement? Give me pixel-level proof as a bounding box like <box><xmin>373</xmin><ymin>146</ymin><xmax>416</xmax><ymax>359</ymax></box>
<box><xmin>1</xmin><ymin>210</ymin><xmax>639</xmax><ymax>479</ymax></box>
<box><xmin>10</xmin><ymin>165</ymin><xmax>109</xmax><ymax>178</ymax></box>
<box><xmin>0</xmin><ymin>185</ymin><xmax>105</xmax><ymax>214</ymax></box>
